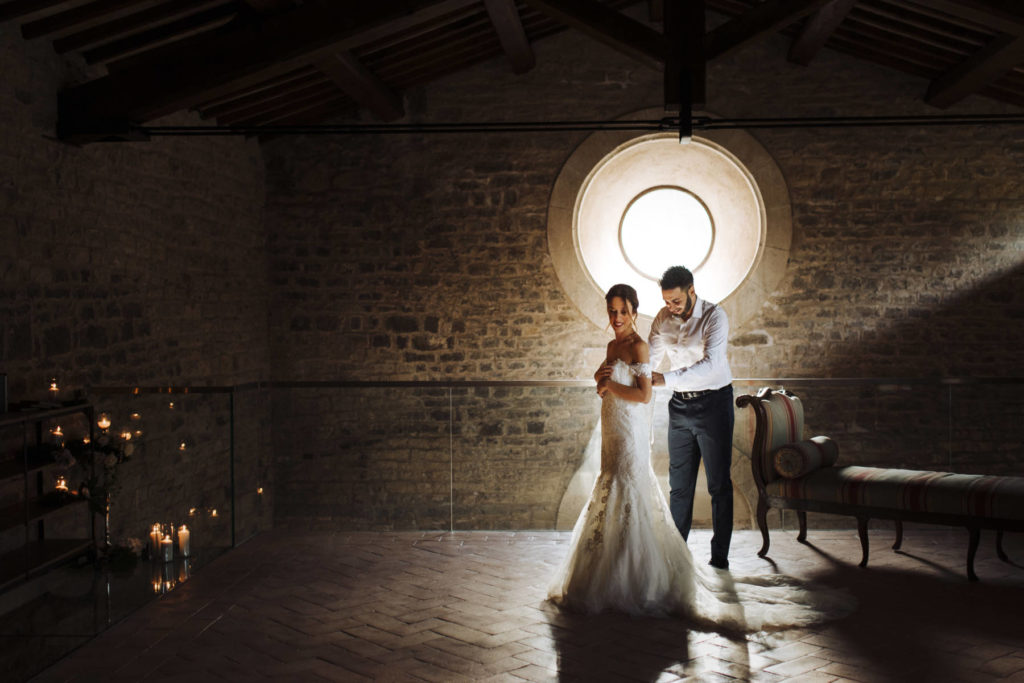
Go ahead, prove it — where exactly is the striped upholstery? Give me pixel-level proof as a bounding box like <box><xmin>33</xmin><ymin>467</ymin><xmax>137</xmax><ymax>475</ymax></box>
<box><xmin>766</xmin><ymin>466</ymin><xmax>1024</xmax><ymax>521</ymax></box>
<box><xmin>774</xmin><ymin>436</ymin><xmax>839</xmax><ymax>479</ymax></box>
<box><xmin>759</xmin><ymin>391</ymin><xmax>804</xmax><ymax>483</ymax></box>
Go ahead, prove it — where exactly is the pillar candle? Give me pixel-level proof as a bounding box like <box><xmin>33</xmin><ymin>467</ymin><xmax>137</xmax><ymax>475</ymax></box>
<box><xmin>177</xmin><ymin>525</ymin><xmax>190</xmax><ymax>557</ymax></box>
<box><xmin>149</xmin><ymin>525</ymin><xmax>162</xmax><ymax>559</ymax></box>
<box><xmin>161</xmin><ymin>535</ymin><xmax>173</xmax><ymax>562</ymax></box>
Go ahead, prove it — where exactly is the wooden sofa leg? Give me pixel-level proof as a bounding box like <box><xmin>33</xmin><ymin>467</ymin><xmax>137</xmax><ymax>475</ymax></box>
<box><xmin>967</xmin><ymin>527</ymin><xmax>980</xmax><ymax>582</ymax></box>
<box><xmin>893</xmin><ymin>519</ymin><xmax>903</xmax><ymax>550</ymax></box>
<box><xmin>756</xmin><ymin>497</ymin><xmax>770</xmax><ymax>558</ymax></box>
<box><xmin>797</xmin><ymin>510</ymin><xmax>808</xmax><ymax>543</ymax></box>
<box><xmin>857</xmin><ymin>517</ymin><xmax>870</xmax><ymax>568</ymax></box>
<box><xmin>997</xmin><ymin>530</ymin><xmax>1008</xmax><ymax>562</ymax></box>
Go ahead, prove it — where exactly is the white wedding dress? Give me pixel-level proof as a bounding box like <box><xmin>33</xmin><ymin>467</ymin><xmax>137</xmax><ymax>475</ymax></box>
<box><xmin>547</xmin><ymin>359</ymin><xmax>848</xmax><ymax>631</ymax></box>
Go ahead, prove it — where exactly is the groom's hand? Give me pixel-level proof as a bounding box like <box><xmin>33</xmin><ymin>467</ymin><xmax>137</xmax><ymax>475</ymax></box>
<box><xmin>652</xmin><ymin>372</ymin><xmax>665</xmax><ymax>387</ymax></box>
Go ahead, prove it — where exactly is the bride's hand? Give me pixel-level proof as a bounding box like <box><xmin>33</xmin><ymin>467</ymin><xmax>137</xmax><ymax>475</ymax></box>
<box><xmin>594</xmin><ymin>363</ymin><xmax>613</xmax><ymax>383</ymax></box>
<box><xmin>596</xmin><ymin>377</ymin><xmax>611</xmax><ymax>397</ymax></box>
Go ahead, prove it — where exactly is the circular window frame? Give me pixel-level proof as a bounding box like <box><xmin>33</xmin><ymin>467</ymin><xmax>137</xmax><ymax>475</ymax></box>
<box><xmin>617</xmin><ymin>185</ymin><xmax>716</xmax><ymax>282</ymax></box>
<box><xmin>547</xmin><ymin>108</ymin><xmax>792</xmax><ymax>336</ymax></box>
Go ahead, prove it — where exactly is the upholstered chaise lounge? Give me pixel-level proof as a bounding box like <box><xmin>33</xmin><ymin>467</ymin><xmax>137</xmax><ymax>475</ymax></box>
<box><xmin>736</xmin><ymin>387</ymin><xmax>1024</xmax><ymax>580</ymax></box>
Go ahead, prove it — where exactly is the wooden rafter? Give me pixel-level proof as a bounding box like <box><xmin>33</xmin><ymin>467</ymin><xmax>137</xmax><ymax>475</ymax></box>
<box><xmin>21</xmin><ymin>0</ymin><xmax>163</xmax><ymax>40</ymax></box>
<box><xmin>0</xmin><ymin>0</ymin><xmax>69</xmax><ymax>23</ymax></box>
<box><xmin>706</xmin><ymin>0</ymin><xmax>836</xmax><ymax>60</ymax></box>
<box><xmin>907</xmin><ymin>0</ymin><xmax>1024</xmax><ymax>36</ymax></box>
<box><xmin>788</xmin><ymin>0</ymin><xmax>856</xmax><ymax>65</ymax></box>
<box><xmin>82</xmin><ymin>4</ymin><xmax>238</xmax><ymax>65</ymax></box>
<box><xmin>316</xmin><ymin>51</ymin><xmax>404</xmax><ymax>122</ymax></box>
<box><xmin>483</xmin><ymin>0</ymin><xmax>535</xmax><ymax>74</ymax></box>
<box><xmin>57</xmin><ymin>0</ymin><xmax>478</xmax><ymax>141</ymax></box>
<box><xmin>523</xmin><ymin>0</ymin><xmax>666</xmax><ymax>70</ymax></box>
<box><xmin>664</xmin><ymin>0</ymin><xmax>705</xmax><ymax>112</ymax></box>
<box><xmin>926</xmin><ymin>32</ymin><xmax>1024</xmax><ymax>107</ymax></box>
<box><xmin>52</xmin><ymin>0</ymin><xmax>230</xmax><ymax>54</ymax></box>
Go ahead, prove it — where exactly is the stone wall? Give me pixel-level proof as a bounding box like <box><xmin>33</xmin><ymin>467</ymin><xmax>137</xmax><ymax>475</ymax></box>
<box><xmin>0</xmin><ymin>30</ymin><xmax>273</xmax><ymax>553</ymax></box>
<box><xmin>266</xmin><ymin>25</ymin><xmax>1024</xmax><ymax>529</ymax></box>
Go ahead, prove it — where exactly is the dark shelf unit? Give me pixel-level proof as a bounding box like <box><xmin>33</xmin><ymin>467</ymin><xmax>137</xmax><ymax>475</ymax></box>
<box><xmin>0</xmin><ymin>403</ymin><xmax>95</xmax><ymax>592</ymax></box>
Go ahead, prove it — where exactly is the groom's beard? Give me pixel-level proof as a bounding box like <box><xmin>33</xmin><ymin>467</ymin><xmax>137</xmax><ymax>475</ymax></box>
<box><xmin>672</xmin><ymin>293</ymin><xmax>694</xmax><ymax>320</ymax></box>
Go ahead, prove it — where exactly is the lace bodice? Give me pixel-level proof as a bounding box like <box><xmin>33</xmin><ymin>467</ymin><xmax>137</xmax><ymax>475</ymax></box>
<box><xmin>607</xmin><ymin>358</ymin><xmax>651</xmax><ymax>380</ymax></box>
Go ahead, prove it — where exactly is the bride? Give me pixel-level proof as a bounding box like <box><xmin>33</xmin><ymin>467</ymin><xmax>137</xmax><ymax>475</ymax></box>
<box><xmin>547</xmin><ymin>284</ymin><xmax>847</xmax><ymax>631</ymax></box>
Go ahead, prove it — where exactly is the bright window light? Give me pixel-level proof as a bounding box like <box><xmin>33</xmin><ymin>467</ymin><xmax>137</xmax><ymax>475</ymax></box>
<box><xmin>619</xmin><ymin>187</ymin><xmax>713</xmax><ymax>280</ymax></box>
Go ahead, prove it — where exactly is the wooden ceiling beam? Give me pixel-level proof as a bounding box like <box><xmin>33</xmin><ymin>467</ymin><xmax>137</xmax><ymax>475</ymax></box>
<box><xmin>0</xmin><ymin>0</ymin><xmax>69</xmax><ymax>23</ymax></box>
<box><xmin>58</xmin><ymin>0</ymin><xmax>479</xmax><ymax>142</ymax></box>
<box><xmin>483</xmin><ymin>0</ymin><xmax>535</xmax><ymax>74</ymax></box>
<box><xmin>53</xmin><ymin>0</ymin><xmax>229</xmax><ymax>54</ymax></box>
<box><xmin>706</xmin><ymin>0</ymin><xmax>835</xmax><ymax>60</ymax></box>
<box><xmin>196</xmin><ymin>67</ymin><xmax>319</xmax><ymax>109</ymax></box>
<box><xmin>788</xmin><ymin>0</ymin><xmax>856</xmax><ymax>65</ymax></box>
<box><xmin>925</xmin><ymin>32</ymin><xmax>1024</xmax><ymax>107</ymax></box>
<box><xmin>522</xmin><ymin>0</ymin><xmax>667</xmax><ymax>70</ymax></box>
<box><xmin>216</xmin><ymin>82</ymin><xmax>338</xmax><ymax>125</ymax></box>
<box><xmin>664</xmin><ymin>0</ymin><xmax>705</xmax><ymax>113</ymax></box>
<box><xmin>21</xmin><ymin>0</ymin><xmax>160</xmax><ymax>40</ymax></box>
<box><xmin>904</xmin><ymin>0</ymin><xmax>1024</xmax><ymax>36</ymax></box>
<box><xmin>82</xmin><ymin>4</ymin><xmax>237</xmax><ymax>65</ymax></box>
<box><xmin>316</xmin><ymin>51</ymin><xmax>404</xmax><ymax>122</ymax></box>
<box><xmin>200</xmin><ymin>73</ymin><xmax>327</xmax><ymax>117</ymax></box>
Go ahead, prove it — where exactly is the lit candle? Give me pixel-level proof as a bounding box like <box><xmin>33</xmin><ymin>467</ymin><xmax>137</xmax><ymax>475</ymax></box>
<box><xmin>130</xmin><ymin>412</ymin><xmax>141</xmax><ymax>421</ymax></box>
<box><xmin>178</xmin><ymin>441</ymin><xmax>187</xmax><ymax>451</ymax></box>
<box><xmin>55</xmin><ymin>476</ymin><xmax>68</xmax><ymax>492</ymax></box>
<box><xmin>161</xmin><ymin>535</ymin><xmax>174</xmax><ymax>562</ymax></box>
<box><xmin>97</xmin><ymin>413</ymin><xmax>111</xmax><ymax>431</ymax></box>
<box><xmin>149</xmin><ymin>524</ymin><xmax>162</xmax><ymax>558</ymax></box>
<box><xmin>177</xmin><ymin>525</ymin><xmax>190</xmax><ymax>557</ymax></box>
<box><xmin>210</xmin><ymin>509</ymin><xmax>218</xmax><ymax>518</ymax></box>
<box><xmin>48</xmin><ymin>378</ymin><xmax>59</xmax><ymax>397</ymax></box>
<box><xmin>120</xmin><ymin>430</ymin><xmax>132</xmax><ymax>441</ymax></box>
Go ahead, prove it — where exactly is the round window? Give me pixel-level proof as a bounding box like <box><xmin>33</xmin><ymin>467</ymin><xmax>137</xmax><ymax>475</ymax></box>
<box><xmin>548</xmin><ymin>113</ymin><xmax>791</xmax><ymax>332</ymax></box>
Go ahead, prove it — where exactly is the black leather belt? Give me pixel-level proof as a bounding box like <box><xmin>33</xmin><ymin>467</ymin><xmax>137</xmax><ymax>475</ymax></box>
<box><xmin>674</xmin><ymin>385</ymin><xmax>730</xmax><ymax>400</ymax></box>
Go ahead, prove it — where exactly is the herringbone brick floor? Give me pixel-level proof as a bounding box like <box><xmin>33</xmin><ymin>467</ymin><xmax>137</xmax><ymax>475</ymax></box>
<box><xmin>30</xmin><ymin>527</ymin><xmax>1024</xmax><ymax>682</ymax></box>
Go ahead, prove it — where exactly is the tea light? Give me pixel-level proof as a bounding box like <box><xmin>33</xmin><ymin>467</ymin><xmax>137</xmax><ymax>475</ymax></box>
<box><xmin>178</xmin><ymin>442</ymin><xmax>187</xmax><ymax>451</ymax></box>
<box><xmin>97</xmin><ymin>413</ymin><xmax>111</xmax><ymax>431</ymax></box>
<box><xmin>177</xmin><ymin>525</ymin><xmax>190</xmax><ymax>557</ymax></box>
<box><xmin>130</xmin><ymin>412</ymin><xmax>141</xmax><ymax>421</ymax></box>
<box><xmin>161</xmin><ymin>535</ymin><xmax>174</xmax><ymax>562</ymax></box>
<box><xmin>48</xmin><ymin>378</ymin><xmax>59</xmax><ymax>397</ymax></box>
<box><xmin>51</xmin><ymin>425</ymin><xmax>64</xmax><ymax>442</ymax></box>
<box><xmin>210</xmin><ymin>509</ymin><xmax>218</xmax><ymax>518</ymax></box>
<box><xmin>55</xmin><ymin>476</ymin><xmax>68</xmax><ymax>492</ymax></box>
<box><xmin>120</xmin><ymin>430</ymin><xmax>132</xmax><ymax>441</ymax></box>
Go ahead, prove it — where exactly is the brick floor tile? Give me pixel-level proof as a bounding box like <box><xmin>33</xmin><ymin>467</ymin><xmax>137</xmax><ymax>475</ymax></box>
<box><xmin>22</xmin><ymin>530</ymin><xmax>1024</xmax><ymax>683</ymax></box>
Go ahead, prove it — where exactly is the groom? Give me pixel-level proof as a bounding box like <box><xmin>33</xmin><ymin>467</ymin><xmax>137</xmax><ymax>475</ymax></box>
<box><xmin>649</xmin><ymin>266</ymin><xmax>735</xmax><ymax>570</ymax></box>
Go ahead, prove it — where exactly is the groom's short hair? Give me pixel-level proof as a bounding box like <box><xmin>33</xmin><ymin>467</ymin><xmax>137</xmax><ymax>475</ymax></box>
<box><xmin>659</xmin><ymin>266</ymin><xmax>693</xmax><ymax>291</ymax></box>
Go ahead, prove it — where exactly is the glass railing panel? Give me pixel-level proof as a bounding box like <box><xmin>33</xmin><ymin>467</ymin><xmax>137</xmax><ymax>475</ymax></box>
<box><xmin>451</xmin><ymin>385</ymin><xmax>600</xmax><ymax>531</ymax></box>
<box><xmin>272</xmin><ymin>386</ymin><xmax>452</xmax><ymax>530</ymax></box>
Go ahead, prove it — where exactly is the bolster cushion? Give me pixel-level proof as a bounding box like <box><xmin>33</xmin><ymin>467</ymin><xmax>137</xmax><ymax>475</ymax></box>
<box><xmin>773</xmin><ymin>436</ymin><xmax>839</xmax><ymax>479</ymax></box>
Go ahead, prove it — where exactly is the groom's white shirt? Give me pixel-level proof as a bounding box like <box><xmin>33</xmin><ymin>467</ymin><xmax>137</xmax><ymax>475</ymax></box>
<box><xmin>648</xmin><ymin>297</ymin><xmax>732</xmax><ymax>392</ymax></box>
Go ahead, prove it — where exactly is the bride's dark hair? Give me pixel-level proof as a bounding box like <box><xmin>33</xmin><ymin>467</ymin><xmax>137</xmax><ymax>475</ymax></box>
<box><xmin>605</xmin><ymin>284</ymin><xmax>639</xmax><ymax>333</ymax></box>
<box><xmin>605</xmin><ymin>283</ymin><xmax>639</xmax><ymax>312</ymax></box>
